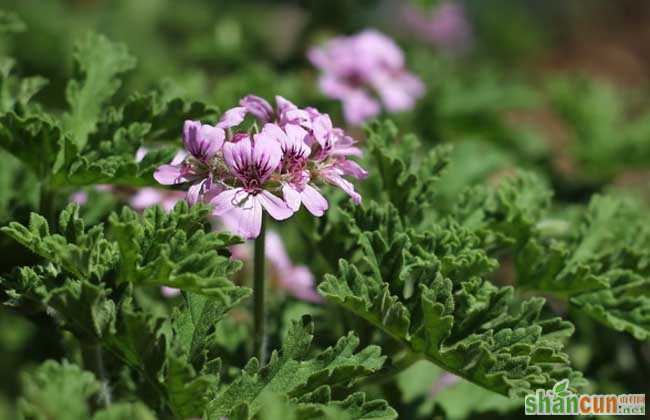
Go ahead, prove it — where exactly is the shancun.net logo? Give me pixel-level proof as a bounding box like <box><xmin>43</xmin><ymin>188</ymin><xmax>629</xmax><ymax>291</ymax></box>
<box><xmin>524</xmin><ymin>379</ymin><xmax>645</xmax><ymax>416</ymax></box>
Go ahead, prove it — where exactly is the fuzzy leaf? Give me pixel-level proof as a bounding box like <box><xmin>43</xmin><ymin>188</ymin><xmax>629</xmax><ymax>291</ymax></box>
<box><xmin>319</xmin><ymin>201</ymin><xmax>585</xmax><ymax>398</ymax></box>
<box><xmin>206</xmin><ymin>315</ymin><xmax>390</xmax><ymax>419</ymax></box>
<box><xmin>63</xmin><ymin>32</ymin><xmax>136</xmax><ymax>149</ymax></box>
<box><xmin>17</xmin><ymin>360</ymin><xmax>100</xmax><ymax>420</ymax></box>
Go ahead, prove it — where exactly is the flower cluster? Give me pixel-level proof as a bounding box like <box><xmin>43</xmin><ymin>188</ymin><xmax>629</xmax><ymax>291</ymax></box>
<box><xmin>308</xmin><ymin>29</ymin><xmax>425</xmax><ymax>125</ymax></box>
<box><xmin>402</xmin><ymin>2</ymin><xmax>472</xmax><ymax>52</ymax></box>
<box><xmin>154</xmin><ymin>95</ymin><xmax>367</xmax><ymax>239</ymax></box>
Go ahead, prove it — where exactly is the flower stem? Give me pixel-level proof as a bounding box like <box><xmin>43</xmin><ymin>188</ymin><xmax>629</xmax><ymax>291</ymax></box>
<box><xmin>253</xmin><ymin>214</ymin><xmax>267</xmax><ymax>364</ymax></box>
<box><xmin>81</xmin><ymin>341</ymin><xmax>112</xmax><ymax>407</ymax></box>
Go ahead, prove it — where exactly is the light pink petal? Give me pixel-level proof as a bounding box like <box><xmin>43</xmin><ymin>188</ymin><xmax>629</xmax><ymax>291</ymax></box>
<box><xmin>326</xmin><ymin>172</ymin><xmax>362</xmax><ymax>204</ymax></box>
<box><xmin>252</xmin><ymin>132</ymin><xmax>283</xmax><ymax>175</ymax></box>
<box><xmin>154</xmin><ymin>164</ymin><xmax>185</xmax><ymax>185</ymax></box>
<box><xmin>280</xmin><ymin>266</ymin><xmax>323</xmax><ymax>303</ymax></box>
<box><xmin>70</xmin><ymin>191</ymin><xmax>88</xmax><ymax>205</ymax></box>
<box><xmin>240</xmin><ymin>95</ymin><xmax>274</xmax><ymax>123</ymax></box>
<box><xmin>217</xmin><ymin>106</ymin><xmax>247</xmax><ymax>129</ymax></box>
<box><xmin>373</xmin><ymin>72</ymin><xmax>425</xmax><ymax>112</ymax></box>
<box><xmin>282</xmin><ymin>184</ymin><xmax>302</xmax><ymax>212</ymax></box>
<box><xmin>161</xmin><ymin>286</ymin><xmax>181</xmax><ymax>298</ymax></box>
<box><xmin>312</xmin><ymin>114</ymin><xmax>333</xmax><ymax>147</ymax></box>
<box><xmin>275</xmin><ymin>95</ymin><xmax>298</xmax><ymax>114</ymax></box>
<box><xmin>338</xmin><ymin>159</ymin><xmax>368</xmax><ymax>180</ymax></box>
<box><xmin>186</xmin><ymin>180</ymin><xmax>204</xmax><ymax>206</ymax></box>
<box><xmin>258</xmin><ymin>190</ymin><xmax>294</xmax><ymax>221</ymax></box>
<box><xmin>342</xmin><ymin>91</ymin><xmax>381</xmax><ymax>126</ymax></box>
<box><xmin>223</xmin><ymin>137</ymin><xmax>253</xmax><ymax>175</ymax></box>
<box><xmin>284</xmin><ymin>124</ymin><xmax>311</xmax><ymax>156</ymax></box>
<box><xmin>199</xmin><ymin>125</ymin><xmax>225</xmax><ymax>159</ymax></box>
<box><xmin>171</xmin><ymin>150</ymin><xmax>188</xmax><ymax>165</ymax></box>
<box><xmin>211</xmin><ymin>188</ymin><xmax>246</xmax><ymax>216</ymax></box>
<box><xmin>300</xmin><ymin>184</ymin><xmax>328</xmax><ymax>217</ymax></box>
<box><xmin>261</xmin><ymin>123</ymin><xmax>287</xmax><ymax>143</ymax></box>
<box><xmin>135</xmin><ymin>147</ymin><xmax>148</xmax><ymax>163</ymax></box>
<box><xmin>265</xmin><ymin>231</ymin><xmax>292</xmax><ymax>271</ymax></box>
<box><xmin>130</xmin><ymin>188</ymin><xmax>164</xmax><ymax>210</ymax></box>
<box><xmin>234</xmin><ymin>196</ymin><xmax>263</xmax><ymax>239</ymax></box>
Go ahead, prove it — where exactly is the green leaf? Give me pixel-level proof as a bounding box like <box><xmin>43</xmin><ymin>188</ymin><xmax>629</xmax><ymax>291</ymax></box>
<box><xmin>108</xmin><ymin>202</ymin><xmax>248</xmax><ymax>299</ymax></box>
<box><xmin>365</xmin><ymin>120</ymin><xmax>450</xmax><ymax>224</ymax></box>
<box><xmin>515</xmin><ymin>195</ymin><xmax>650</xmax><ymax>339</ymax></box>
<box><xmin>452</xmin><ymin>171</ymin><xmax>552</xmax><ymax>251</ymax></box>
<box><xmin>571</xmin><ymin>272</ymin><xmax>650</xmax><ymax>341</ymax></box>
<box><xmin>255</xmin><ymin>392</ymin><xmax>397</xmax><ymax>420</ymax></box>
<box><xmin>206</xmin><ymin>315</ymin><xmax>391</xmax><ymax>419</ymax></box>
<box><xmin>0</xmin><ymin>57</ymin><xmax>48</xmax><ymax>114</ymax></box>
<box><xmin>0</xmin><ymin>112</ymin><xmax>64</xmax><ymax>179</ymax></box>
<box><xmin>318</xmin><ymin>201</ymin><xmax>585</xmax><ymax>398</ymax></box>
<box><xmin>63</xmin><ymin>32</ymin><xmax>136</xmax><ymax>149</ymax></box>
<box><xmin>92</xmin><ymin>403</ymin><xmax>157</xmax><ymax>420</ymax></box>
<box><xmin>17</xmin><ymin>360</ymin><xmax>100</xmax><ymax>420</ymax></box>
<box><xmin>1</xmin><ymin>204</ymin><xmax>119</xmax><ymax>280</ymax></box>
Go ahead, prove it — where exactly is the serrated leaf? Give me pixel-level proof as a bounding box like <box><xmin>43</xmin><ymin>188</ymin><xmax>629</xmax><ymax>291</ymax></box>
<box><xmin>17</xmin><ymin>360</ymin><xmax>100</xmax><ymax>420</ymax></box>
<box><xmin>0</xmin><ymin>112</ymin><xmax>64</xmax><ymax>179</ymax></box>
<box><xmin>206</xmin><ymin>315</ymin><xmax>389</xmax><ymax>419</ymax></box>
<box><xmin>63</xmin><ymin>32</ymin><xmax>136</xmax><ymax>149</ymax></box>
<box><xmin>318</xmin><ymin>200</ymin><xmax>585</xmax><ymax>398</ymax></box>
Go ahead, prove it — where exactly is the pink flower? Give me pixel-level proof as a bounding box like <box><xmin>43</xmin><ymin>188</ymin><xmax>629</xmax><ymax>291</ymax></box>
<box><xmin>130</xmin><ymin>188</ymin><xmax>185</xmax><ymax>213</ymax></box>
<box><xmin>262</xmin><ymin>123</ymin><xmax>329</xmax><ymax>216</ymax></box>
<box><xmin>211</xmin><ymin>133</ymin><xmax>293</xmax><ymax>239</ymax></box>
<box><xmin>155</xmin><ymin>97</ymin><xmax>367</xmax><ymax>238</ymax></box>
<box><xmin>225</xmin><ymin>229</ymin><xmax>323</xmax><ymax>303</ymax></box>
<box><xmin>154</xmin><ymin>110</ymin><xmax>247</xmax><ymax>205</ymax></box>
<box><xmin>402</xmin><ymin>3</ymin><xmax>472</xmax><ymax>52</ymax></box>
<box><xmin>308</xmin><ymin>29</ymin><xmax>425</xmax><ymax>125</ymax></box>
<box><xmin>239</xmin><ymin>95</ymin><xmax>367</xmax><ymax>207</ymax></box>
<box><xmin>161</xmin><ymin>286</ymin><xmax>181</xmax><ymax>298</ymax></box>
<box><xmin>182</xmin><ymin>121</ymin><xmax>224</xmax><ymax>163</ymax></box>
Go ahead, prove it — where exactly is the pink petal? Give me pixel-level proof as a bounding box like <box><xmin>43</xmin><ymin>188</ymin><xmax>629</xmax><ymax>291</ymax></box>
<box><xmin>338</xmin><ymin>159</ymin><xmax>368</xmax><ymax>180</ymax></box>
<box><xmin>154</xmin><ymin>164</ymin><xmax>185</xmax><ymax>185</ymax></box>
<box><xmin>258</xmin><ymin>191</ymin><xmax>293</xmax><ymax>221</ymax></box>
<box><xmin>265</xmin><ymin>231</ymin><xmax>292</xmax><ymax>271</ymax></box>
<box><xmin>217</xmin><ymin>106</ymin><xmax>247</xmax><ymax>129</ymax></box>
<box><xmin>252</xmin><ymin>132</ymin><xmax>283</xmax><ymax>175</ymax></box>
<box><xmin>186</xmin><ymin>181</ymin><xmax>203</xmax><ymax>206</ymax></box>
<box><xmin>326</xmin><ymin>172</ymin><xmax>362</xmax><ymax>204</ymax></box>
<box><xmin>223</xmin><ymin>137</ymin><xmax>253</xmax><ymax>175</ymax></box>
<box><xmin>211</xmin><ymin>188</ymin><xmax>246</xmax><ymax>216</ymax></box>
<box><xmin>70</xmin><ymin>191</ymin><xmax>88</xmax><ymax>205</ymax></box>
<box><xmin>161</xmin><ymin>286</ymin><xmax>181</xmax><ymax>298</ymax></box>
<box><xmin>300</xmin><ymin>184</ymin><xmax>329</xmax><ymax>217</ymax></box>
<box><xmin>280</xmin><ymin>266</ymin><xmax>323</xmax><ymax>303</ymax></box>
<box><xmin>130</xmin><ymin>188</ymin><xmax>164</xmax><ymax>210</ymax></box>
<box><xmin>282</xmin><ymin>184</ymin><xmax>302</xmax><ymax>212</ymax></box>
<box><xmin>240</xmin><ymin>95</ymin><xmax>274</xmax><ymax>123</ymax></box>
<box><xmin>342</xmin><ymin>91</ymin><xmax>381</xmax><ymax>126</ymax></box>
<box><xmin>199</xmin><ymin>125</ymin><xmax>225</xmax><ymax>159</ymax></box>
<box><xmin>135</xmin><ymin>147</ymin><xmax>148</xmax><ymax>163</ymax></box>
<box><xmin>234</xmin><ymin>196</ymin><xmax>263</xmax><ymax>239</ymax></box>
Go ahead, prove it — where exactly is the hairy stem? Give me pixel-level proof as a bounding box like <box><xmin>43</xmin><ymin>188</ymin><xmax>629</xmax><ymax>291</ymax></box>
<box><xmin>253</xmin><ymin>214</ymin><xmax>267</xmax><ymax>364</ymax></box>
<box><xmin>81</xmin><ymin>341</ymin><xmax>112</xmax><ymax>407</ymax></box>
<box><xmin>39</xmin><ymin>182</ymin><xmax>56</xmax><ymax>226</ymax></box>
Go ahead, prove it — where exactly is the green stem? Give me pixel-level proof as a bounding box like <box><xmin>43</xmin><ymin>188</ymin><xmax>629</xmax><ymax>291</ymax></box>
<box><xmin>39</xmin><ymin>182</ymin><xmax>56</xmax><ymax>226</ymax></box>
<box><xmin>253</xmin><ymin>214</ymin><xmax>267</xmax><ymax>364</ymax></box>
<box><xmin>81</xmin><ymin>341</ymin><xmax>112</xmax><ymax>407</ymax></box>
